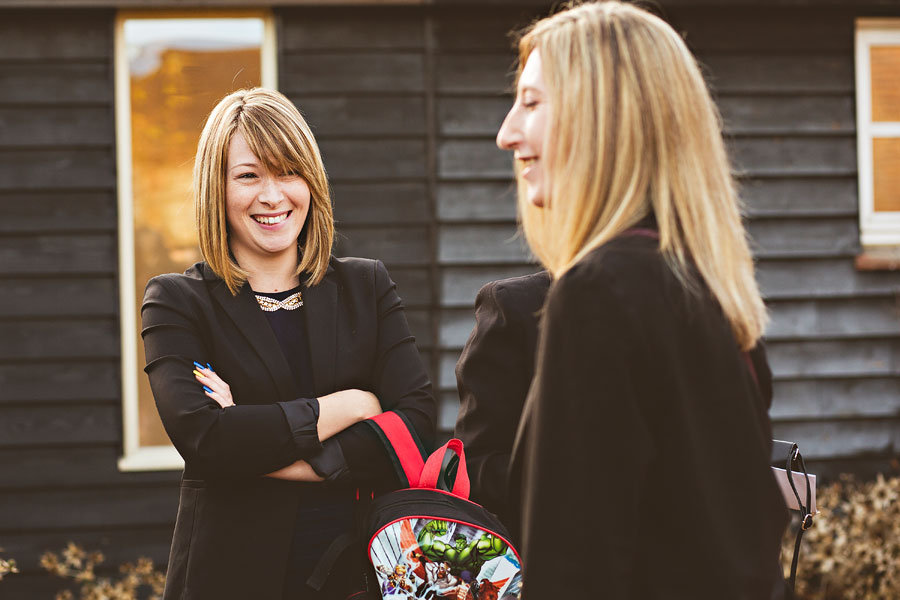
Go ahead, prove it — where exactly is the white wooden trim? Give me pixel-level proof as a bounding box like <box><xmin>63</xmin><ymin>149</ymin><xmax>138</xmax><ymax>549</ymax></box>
<box><xmin>116</xmin><ymin>11</ymin><xmax>276</xmax><ymax>471</ymax></box>
<box><xmin>118</xmin><ymin>446</ymin><xmax>185</xmax><ymax>472</ymax></box>
<box><xmin>115</xmin><ymin>14</ymin><xmax>145</xmax><ymax>471</ymax></box>
<box><xmin>855</xmin><ymin>19</ymin><xmax>900</xmax><ymax>248</ymax></box>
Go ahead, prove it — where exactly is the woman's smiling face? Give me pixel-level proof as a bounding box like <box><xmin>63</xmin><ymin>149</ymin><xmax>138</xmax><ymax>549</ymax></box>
<box><xmin>496</xmin><ymin>49</ymin><xmax>551</xmax><ymax>208</ymax></box>
<box><xmin>224</xmin><ymin>131</ymin><xmax>311</xmax><ymax>266</ymax></box>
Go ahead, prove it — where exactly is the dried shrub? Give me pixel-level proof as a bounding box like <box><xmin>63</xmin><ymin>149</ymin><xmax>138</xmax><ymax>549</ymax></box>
<box><xmin>40</xmin><ymin>542</ymin><xmax>165</xmax><ymax>600</ymax></box>
<box><xmin>785</xmin><ymin>473</ymin><xmax>900</xmax><ymax>599</ymax></box>
<box><xmin>0</xmin><ymin>546</ymin><xmax>18</xmax><ymax>581</ymax></box>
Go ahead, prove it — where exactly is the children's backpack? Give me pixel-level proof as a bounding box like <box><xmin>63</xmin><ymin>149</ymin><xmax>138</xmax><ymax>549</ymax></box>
<box><xmin>361</xmin><ymin>411</ymin><xmax>523</xmax><ymax>600</ymax></box>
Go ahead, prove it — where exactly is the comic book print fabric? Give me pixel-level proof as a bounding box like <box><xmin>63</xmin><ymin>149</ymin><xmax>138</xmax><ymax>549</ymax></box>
<box><xmin>370</xmin><ymin>518</ymin><xmax>521</xmax><ymax>600</ymax></box>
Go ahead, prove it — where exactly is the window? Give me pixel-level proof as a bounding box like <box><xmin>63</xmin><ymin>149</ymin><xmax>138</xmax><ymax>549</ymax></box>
<box><xmin>856</xmin><ymin>19</ymin><xmax>900</xmax><ymax>251</ymax></box>
<box><xmin>116</xmin><ymin>12</ymin><xmax>277</xmax><ymax>470</ymax></box>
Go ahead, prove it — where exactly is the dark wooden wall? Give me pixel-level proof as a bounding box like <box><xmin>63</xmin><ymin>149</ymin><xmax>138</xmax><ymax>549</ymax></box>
<box><xmin>1</xmin><ymin>2</ymin><xmax>899</xmax><ymax>595</ymax></box>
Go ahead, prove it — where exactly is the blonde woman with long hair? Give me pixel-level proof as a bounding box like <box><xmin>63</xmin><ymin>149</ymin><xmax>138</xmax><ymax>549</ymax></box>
<box><xmin>498</xmin><ymin>3</ymin><xmax>788</xmax><ymax>597</ymax></box>
<box><xmin>142</xmin><ymin>88</ymin><xmax>436</xmax><ymax>599</ymax></box>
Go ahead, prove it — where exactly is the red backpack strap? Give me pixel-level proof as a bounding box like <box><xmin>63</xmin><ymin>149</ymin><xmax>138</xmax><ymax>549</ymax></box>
<box><xmin>364</xmin><ymin>411</ymin><xmax>428</xmax><ymax>488</ymax></box>
<box><xmin>417</xmin><ymin>438</ymin><xmax>471</xmax><ymax>500</ymax></box>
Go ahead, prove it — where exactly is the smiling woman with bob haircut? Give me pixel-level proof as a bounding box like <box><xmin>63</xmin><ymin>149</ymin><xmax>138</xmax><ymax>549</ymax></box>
<box><xmin>498</xmin><ymin>2</ymin><xmax>789</xmax><ymax>598</ymax></box>
<box><xmin>141</xmin><ymin>87</ymin><xmax>436</xmax><ymax>600</ymax></box>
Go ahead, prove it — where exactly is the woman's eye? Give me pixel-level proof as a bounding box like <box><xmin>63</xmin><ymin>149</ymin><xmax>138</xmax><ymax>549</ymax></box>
<box><xmin>523</xmin><ymin>100</ymin><xmax>539</xmax><ymax>110</ymax></box>
<box><xmin>237</xmin><ymin>172</ymin><xmax>258</xmax><ymax>180</ymax></box>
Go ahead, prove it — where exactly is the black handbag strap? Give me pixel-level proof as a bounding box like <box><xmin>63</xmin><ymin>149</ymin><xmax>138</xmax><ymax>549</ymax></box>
<box><xmin>778</xmin><ymin>442</ymin><xmax>813</xmax><ymax>592</ymax></box>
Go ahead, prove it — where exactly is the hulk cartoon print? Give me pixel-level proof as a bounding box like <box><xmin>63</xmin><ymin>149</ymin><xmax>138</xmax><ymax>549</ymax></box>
<box><xmin>416</xmin><ymin>520</ymin><xmax>508</xmax><ymax>578</ymax></box>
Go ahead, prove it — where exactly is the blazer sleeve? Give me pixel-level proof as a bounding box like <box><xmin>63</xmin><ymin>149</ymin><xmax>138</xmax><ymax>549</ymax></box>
<box><xmin>518</xmin><ymin>268</ymin><xmax>653</xmax><ymax>598</ymax></box>
<box><xmin>454</xmin><ymin>281</ymin><xmax>534</xmax><ymax>516</ymax></box>
<box><xmin>334</xmin><ymin>260</ymin><xmax>438</xmax><ymax>487</ymax></box>
<box><xmin>142</xmin><ymin>275</ymin><xmax>323</xmax><ymax>479</ymax></box>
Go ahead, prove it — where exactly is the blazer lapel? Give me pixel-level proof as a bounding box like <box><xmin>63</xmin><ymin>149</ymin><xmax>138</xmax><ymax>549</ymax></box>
<box><xmin>302</xmin><ymin>265</ymin><xmax>337</xmax><ymax>396</ymax></box>
<box><xmin>206</xmin><ymin>265</ymin><xmax>297</xmax><ymax>402</ymax></box>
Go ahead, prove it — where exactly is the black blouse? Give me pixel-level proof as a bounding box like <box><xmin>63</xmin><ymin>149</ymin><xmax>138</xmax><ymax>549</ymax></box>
<box><xmin>255</xmin><ymin>286</ymin><xmax>354</xmax><ymax>599</ymax></box>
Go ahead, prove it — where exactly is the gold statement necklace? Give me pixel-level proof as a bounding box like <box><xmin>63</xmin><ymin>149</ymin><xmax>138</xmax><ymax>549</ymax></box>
<box><xmin>255</xmin><ymin>291</ymin><xmax>303</xmax><ymax>312</ymax></box>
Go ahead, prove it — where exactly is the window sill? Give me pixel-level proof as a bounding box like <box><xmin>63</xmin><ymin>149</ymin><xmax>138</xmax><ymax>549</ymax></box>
<box><xmin>855</xmin><ymin>247</ymin><xmax>900</xmax><ymax>271</ymax></box>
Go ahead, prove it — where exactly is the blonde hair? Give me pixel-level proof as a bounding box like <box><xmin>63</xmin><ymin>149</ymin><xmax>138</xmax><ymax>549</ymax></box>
<box><xmin>516</xmin><ymin>1</ymin><xmax>767</xmax><ymax>350</ymax></box>
<box><xmin>194</xmin><ymin>88</ymin><xmax>334</xmax><ymax>294</ymax></box>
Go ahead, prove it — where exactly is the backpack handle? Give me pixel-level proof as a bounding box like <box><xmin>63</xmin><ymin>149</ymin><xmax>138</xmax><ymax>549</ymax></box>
<box><xmin>417</xmin><ymin>438</ymin><xmax>470</xmax><ymax>499</ymax></box>
<box><xmin>365</xmin><ymin>411</ymin><xmax>427</xmax><ymax>488</ymax></box>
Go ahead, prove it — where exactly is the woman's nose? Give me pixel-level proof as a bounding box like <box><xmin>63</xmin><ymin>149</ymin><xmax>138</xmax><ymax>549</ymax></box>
<box><xmin>496</xmin><ymin>108</ymin><xmax>521</xmax><ymax>151</ymax></box>
<box><xmin>258</xmin><ymin>175</ymin><xmax>284</xmax><ymax>205</ymax></box>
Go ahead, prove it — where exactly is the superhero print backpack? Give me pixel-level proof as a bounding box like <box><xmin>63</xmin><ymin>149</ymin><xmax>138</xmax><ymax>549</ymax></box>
<box><xmin>362</xmin><ymin>411</ymin><xmax>522</xmax><ymax>600</ymax></box>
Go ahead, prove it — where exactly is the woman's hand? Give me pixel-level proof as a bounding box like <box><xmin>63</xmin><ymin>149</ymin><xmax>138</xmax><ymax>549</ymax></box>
<box><xmin>193</xmin><ymin>362</ymin><xmax>234</xmax><ymax>408</ymax></box>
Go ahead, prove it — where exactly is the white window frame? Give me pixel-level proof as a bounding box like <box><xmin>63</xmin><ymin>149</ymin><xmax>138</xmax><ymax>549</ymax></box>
<box><xmin>115</xmin><ymin>10</ymin><xmax>278</xmax><ymax>471</ymax></box>
<box><xmin>856</xmin><ymin>18</ymin><xmax>900</xmax><ymax>248</ymax></box>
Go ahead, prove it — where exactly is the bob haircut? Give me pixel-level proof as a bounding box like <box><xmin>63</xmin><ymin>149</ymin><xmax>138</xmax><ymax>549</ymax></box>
<box><xmin>194</xmin><ymin>87</ymin><xmax>334</xmax><ymax>294</ymax></box>
<box><xmin>515</xmin><ymin>1</ymin><xmax>767</xmax><ymax>350</ymax></box>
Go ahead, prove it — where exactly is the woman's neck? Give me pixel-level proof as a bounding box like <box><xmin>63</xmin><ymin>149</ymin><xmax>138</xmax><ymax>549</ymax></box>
<box><xmin>231</xmin><ymin>247</ymin><xmax>300</xmax><ymax>293</ymax></box>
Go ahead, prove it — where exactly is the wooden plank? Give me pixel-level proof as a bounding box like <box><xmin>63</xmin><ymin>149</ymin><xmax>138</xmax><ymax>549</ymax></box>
<box><xmin>756</xmin><ymin>259</ymin><xmax>900</xmax><ymax>300</ymax></box>
<box><xmin>439</xmin><ymin>136</ymin><xmax>857</xmax><ymax>179</ymax></box>
<box><xmin>335</xmin><ymin>225</ymin><xmax>430</xmax><ymax>266</ymax></box>
<box><xmin>0</xmin><ymin>318</ymin><xmax>118</xmax><ymax>361</ymax></box>
<box><xmin>739</xmin><ymin>177</ymin><xmax>857</xmax><ymax>217</ymax></box>
<box><xmin>0</xmin><ymin>277</ymin><xmax>117</xmax><ymax>318</ymax></box>
<box><xmin>718</xmin><ymin>95</ymin><xmax>854</xmax><ymax>135</ymax></box>
<box><xmin>384</xmin><ymin>266</ymin><xmax>432</xmax><ymax>308</ymax></box>
<box><xmin>438</xmin><ymin>390</ymin><xmax>461</xmax><ymax>431</ymax></box>
<box><xmin>437</xmin><ymin>96</ymin><xmax>511</xmax><ymax>136</ymax></box>
<box><xmin>0</xmin><ymin>107</ymin><xmax>113</xmax><ymax>148</ymax></box>
<box><xmin>438</xmin><ymin>349</ymin><xmax>461</xmax><ymax>390</ymax></box>
<box><xmin>699</xmin><ymin>55</ymin><xmax>854</xmax><ymax>94</ymax></box>
<box><xmin>332</xmin><ymin>182</ymin><xmax>429</xmax><ymax>225</ymax></box>
<box><xmin>767</xmin><ymin>338</ymin><xmax>900</xmax><ymax>379</ymax></box>
<box><xmin>767</xmin><ymin>297</ymin><xmax>900</xmax><ymax>341</ymax></box>
<box><xmin>438</xmin><ymin>139</ymin><xmax>512</xmax><ymax>180</ymax></box>
<box><xmin>0</xmin><ymin>234</ymin><xmax>116</xmax><ymax>275</ymax></box>
<box><xmin>280</xmin><ymin>53</ymin><xmax>425</xmax><ymax>94</ymax></box>
<box><xmin>436</xmin><ymin>54</ymin><xmax>516</xmax><ymax>95</ymax></box>
<box><xmin>293</xmin><ymin>96</ymin><xmax>426</xmax><ymax>137</ymax></box>
<box><xmin>440</xmin><ymin>264</ymin><xmax>539</xmax><ymax>307</ymax></box>
<box><xmin>747</xmin><ymin>217</ymin><xmax>859</xmax><ymax>258</ymax></box>
<box><xmin>439</xmin><ymin>308</ymin><xmax>476</xmax><ymax>349</ymax></box>
<box><xmin>770</xmin><ymin>419</ymin><xmax>900</xmax><ymax>461</ymax></box>
<box><xmin>669</xmin><ymin>7</ymin><xmax>853</xmax><ymax>52</ymax></box>
<box><xmin>280</xmin><ymin>8</ymin><xmax>424</xmax><ymax>50</ymax></box>
<box><xmin>0</xmin><ymin>192</ymin><xmax>117</xmax><ymax>233</ymax></box>
<box><xmin>728</xmin><ymin>136</ymin><xmax>856</xmax><ymax>176</ymax></box>
<box><xmin>0</xmin><ymin>360</ymin><xmax>118</xmax><ymax>403</ymax></box>
<box><xmin>0</xmin><ymin>447</ymin><xmax>179</xmax><ymax>491</ymax></box>
<box><xmin>404</xmin><ymin>308</ymin><xmax>433</xmax><ymax>348</ymax></box>
<box><xmin>0</xmin><ymin>486</ymin><xmax>177</xmax><ymax>530</ymax></box>
<box><xmin>0</xmin><ymin>149</ymin><xmax>114</xmax><ymax>191</ymax></box>
<box><xmin>433</xmin><ymin>11</ymin><xmax>534</xmax><ymax>52</ymax></box>
<box><xmin>0</xmin><ymin>64</ymin><xmax>111</xmax><ymax>106</ymax></box>
<box><xmin>0</xmin><ymin>11</ymin><xmax>111</xmax><ymax>60</ymax></box>
<box><xmin>0</xmin><ymin>404</ymin><xmax>118</xmax><ymax>448</ymax></box>
<box><xmin>438</xmin><ymin>223</ymin><xmax>529</xmax><ymax>264</ymax></box>
<box><xmin>771</xmin><ymin>377</ymin><xmax>900</xmax><ymax>420</ymax></box>
<box><xmin>318</xmin><ymin>139</ymin><xmax>426</xmax><ymax>181</ymax></box>
<box><xmin>437</xmin><ymin>181</ymin><xmax>517</xmax><ymax>222</ymax></box>
<box><xmin>1</xmin><ymin>526</ymin><xmax>173</xmax><ymax>573</ymax></box>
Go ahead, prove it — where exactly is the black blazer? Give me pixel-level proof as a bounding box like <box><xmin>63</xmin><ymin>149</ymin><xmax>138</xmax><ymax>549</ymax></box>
<box><xmin>453</xmin><ymin>271</ymin><xmax>550</xmax><ymax>535</ymax></box>
<box><xmin>510</xmin><ymin>234</ymin><xmax>787</xmax><ymax>599</ymax></box>
<box><xmin>141</xmin><ymin>257</ymin><xmax>436</xmax><ymax>600</ymax></box>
